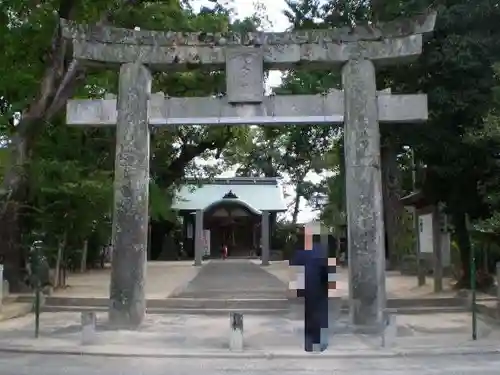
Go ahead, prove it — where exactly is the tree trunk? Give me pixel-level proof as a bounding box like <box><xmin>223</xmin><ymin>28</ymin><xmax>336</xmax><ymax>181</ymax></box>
<box><xmin>53</xmin><ymin>233</ymin><xmax>67</xmax><ymax>289</ymax></box>
<box><xmin>0</xmin><ymin>14</ymin><xmax>76</xmax><ymax>292</ymax></box>
<box><xmin>0</xmin><ymin>202</ymin><xmax>25</xmax><ymax>292</ymax></box>
<box><xmin>381</xmin><ymin>143</ymin><xmax>403</xmax><ymax>269</ymax></box>
<box><xmin>0</xmin><ymin>130</ymin><xmax>32</xmax><ymax>292</ymax></box>
<box><xmin>80</xmin><ymin>240</ymin><xmax>89</xmax><ymax>273</ymax></box>
<box><xmin>292</xmin><ymin>190</ymin><xmax>302</xmax><ymax>225</ymax></box>
<box><xmin>0</xmin><ymin>0</ymin><xmax>143</xmax><ymax>291</ymax></box>
<box><xmin>451</xmin><ymin>210</ymin><xmax>471</xmax><ymax>288</ymax></box>
<box><xmin>335</xmin><ymin>226</ymin><xmax>342</xmax><ymax>260</ymax></box>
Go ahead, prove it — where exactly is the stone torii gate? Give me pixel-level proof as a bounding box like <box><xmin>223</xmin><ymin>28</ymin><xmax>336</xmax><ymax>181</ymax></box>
<box><xmin>62</xmin><ymin>12</ymin><xmax>436</xmax><ymax>329</ymax></box>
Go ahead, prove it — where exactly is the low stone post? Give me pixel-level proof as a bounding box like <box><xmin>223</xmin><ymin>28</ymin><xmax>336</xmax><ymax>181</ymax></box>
<box><xmin>81</xmin><ymin>311</ymin><xmax>97</xmax><ymax>345</ymax></box>
<box><xmin>229</xmin><ymin>312</ymin><xmax>244</xmax><ymax>351</ymax></box>
<box><xmin>381</xmin><ymin>314</ymin><xmax>397</xmax><ymax>348</ymax></box>
<box><xmin>496</xmin><ymin>262</ymin><xmax>500</xmax><ymax>318</ymax></box>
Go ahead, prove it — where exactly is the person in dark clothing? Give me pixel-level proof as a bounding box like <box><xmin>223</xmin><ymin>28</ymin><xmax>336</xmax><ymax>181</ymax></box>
<box><xmin>291</xmin><ymin>227</ymin><xmax>329</xmax><ymax>352</ymax></box>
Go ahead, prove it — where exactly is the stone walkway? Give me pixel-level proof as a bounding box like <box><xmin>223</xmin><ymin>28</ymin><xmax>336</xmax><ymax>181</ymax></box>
<box><xmin>172</xmin><ymin>259</ymin><xmax>287</xmax><ymax>299</ymax></box>
<box><xmin>0</xmin><ymin>312</ymin><xmax>498</xmax><ymax>358</ymax></box>
<box><xmin>5</xmin><ymin>259</ymin><xmax>468</xmax><ymax>302</ymax></box>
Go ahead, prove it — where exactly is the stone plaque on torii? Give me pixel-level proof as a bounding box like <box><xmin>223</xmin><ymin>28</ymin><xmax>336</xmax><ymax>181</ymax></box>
<box><xmin>62</xmin><ymin>12</ymin><xmax>436</xmax><ymax>329</ymax></box>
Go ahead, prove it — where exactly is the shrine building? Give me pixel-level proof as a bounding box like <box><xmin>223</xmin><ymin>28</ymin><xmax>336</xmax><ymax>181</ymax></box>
<box><xmin>171</xmin><ymin>177</ymin><xmax>287</xmax><ymax>258</ymax></box>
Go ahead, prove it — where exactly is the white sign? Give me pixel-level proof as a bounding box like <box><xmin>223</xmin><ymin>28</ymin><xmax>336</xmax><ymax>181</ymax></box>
<box><xmin>203</xmin><ymin>230</ymin><xmax>211</xmax><ymax>257</ymax></box>
<box><xmin>419</xmin><ymin>213</ymin><xmax>434</xmax><ymax>253</ymax></box>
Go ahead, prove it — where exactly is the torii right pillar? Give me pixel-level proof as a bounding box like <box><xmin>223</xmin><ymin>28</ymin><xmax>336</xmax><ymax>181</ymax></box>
<box><xmin>342</xmin><ymin>15</ymin><xmax>436</xmax><ymax>331</ymax></box>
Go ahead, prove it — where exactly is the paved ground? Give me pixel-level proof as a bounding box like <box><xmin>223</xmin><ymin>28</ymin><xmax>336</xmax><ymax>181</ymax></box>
<box><xmin>257</xmin><ymin>260</ymin><xmax>463</xmax><ymax>300</ymax></box>
<box><xmin>172</xmin><ymin>260</ymin><xmax>287</xmax><ymax>299</ymax></box>
<box><xmin>0</xmin><ymin>301</ymin><xmax>32</xmax><ymax>321</ymax></box>
<box><xmin>0</xmin><ymin>311</ymin><xmax>498</xmax><ymax>354</ymax></box>
<box><xmin>44</xmin><ymin>261</ymin><xmax>202</xmax><ymax>299</ymax></box>
<box><xmin>2</xmin><ymin>352</ymin><xmax>500</xmax><ymax>375</ymax></box>
<box><xmin>12</xmin><ymin>259</ymin><xmax>460</xmax><ymax>300</ymax></box>
<box><xmin>5</xmin><ymin>259</ymin><xmax>475</xmax><ymax>302</ymax></box>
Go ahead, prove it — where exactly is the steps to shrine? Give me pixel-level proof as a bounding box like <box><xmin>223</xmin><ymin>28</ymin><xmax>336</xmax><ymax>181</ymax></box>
<box><xmin>9</xmin><ymin>294</ymin><xmax>468</xmax><ymax>316</ymax></box>
<box><xmin>7</xmin><ymin>260</ymin><xmax>470</xmax><ymax>316</ymax></box>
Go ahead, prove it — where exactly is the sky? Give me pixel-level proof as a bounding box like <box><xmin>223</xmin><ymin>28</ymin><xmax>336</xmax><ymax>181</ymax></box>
<box><xmin>191</xmin><ymin>0</ymin><xmax>324</xmax><ymax>224</ymax></box>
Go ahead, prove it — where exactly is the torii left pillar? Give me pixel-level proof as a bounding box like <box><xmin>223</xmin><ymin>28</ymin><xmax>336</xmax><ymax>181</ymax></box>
<box><xmin>108</xmin><ymin>63</ymin><xmax>151</xmax><ymax>328</ymax></box>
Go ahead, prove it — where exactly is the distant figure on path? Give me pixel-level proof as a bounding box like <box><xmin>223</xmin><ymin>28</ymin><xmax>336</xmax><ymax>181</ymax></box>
<box><xmin>221</xmin><ymin>244</ymin><xmax>228</xmax><ymax>260</ymax></box>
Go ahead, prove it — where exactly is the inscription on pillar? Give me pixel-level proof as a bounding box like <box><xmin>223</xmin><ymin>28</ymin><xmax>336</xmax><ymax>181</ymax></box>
<box><xmin>225</xmin><ymin>47</ymin><xmax>264</xmax><ymax>104</ymax></box>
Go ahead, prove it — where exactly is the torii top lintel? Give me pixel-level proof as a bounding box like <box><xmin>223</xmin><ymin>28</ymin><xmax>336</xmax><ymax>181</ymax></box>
<box><xmin>60</xmin><ymin>11</ymin><xmax>436</xmax><ymax>70</ymax></box>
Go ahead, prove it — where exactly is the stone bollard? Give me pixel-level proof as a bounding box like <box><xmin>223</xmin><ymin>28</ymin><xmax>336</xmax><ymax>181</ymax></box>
<box><xmin>497</xmin><ymin>262</ymin><xmax>500</xmax><ymax>319</ymax></box>
<box><xmin>81</xmin><ymin>311</ymin><xmax>97</xmax><ymax>345</ymax></box>
<box><xmin>381</xmin><ymin>314</ymin><xmax>397</xmax><ymax>348</ymax></box>
<box><xmin>229</xmin><ymin>312</ymin><xmax>243</xmax><ymax>351</ymax></box>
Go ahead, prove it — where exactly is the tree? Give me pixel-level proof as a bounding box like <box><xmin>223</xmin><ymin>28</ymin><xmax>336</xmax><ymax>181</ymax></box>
<box><xmin>282</xmin><ymin>0</ymin><xmax>500</xmax><ymax>285</ymax></box>
<box><xmin>0</xmin><ymin>0</ymin><xmax>249</xmax><ymax>289</ymax></box>
<box><xmin>377</xmin><ymin>0</ymin><xmax>500</xmax><ymax>285</ymax></box>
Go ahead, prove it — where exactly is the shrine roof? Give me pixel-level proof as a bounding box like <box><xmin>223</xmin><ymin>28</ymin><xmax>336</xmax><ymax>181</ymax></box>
<box><xmin>400</xmin><ymin>190</ymin><xmax>436</xmax><ymax>209</ymax></box>
<box><xmin>172</xmin><ymin>177</ymin><xmax>287</xmax><ymax>212</ymax></box>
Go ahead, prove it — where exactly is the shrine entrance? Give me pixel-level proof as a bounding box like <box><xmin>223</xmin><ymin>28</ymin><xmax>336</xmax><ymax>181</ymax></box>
<box><xmin>62</xmin><ymin>12</ymin><xmax>436</xmax><ymax>328</ymax></box>
<box><xmin>203</xmin><ymin>191</ymin><xmax>262</xmax><ymax>258</ymax></box>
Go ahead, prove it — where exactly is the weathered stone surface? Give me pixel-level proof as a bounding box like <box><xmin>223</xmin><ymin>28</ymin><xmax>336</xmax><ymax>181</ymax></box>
<box><xmin>225</xmin><ymin>47</ymin><xmax>264</xmax><ymax>103</ymax></box>
<box><xmin>261</xmin><ymin>211</ymin><xmax>270</xmax><ymax>266</ymax></box>
<box><xmin>229</xmin><ymin>312</ymin><xmax>244</xmax><ymax>352</ymax></box>
<box><xmin>342</xmin><ymin>59</ymin><xmax>386</xmax><ymax>328</ymax></box>
<box><xmin>69</xmin><ymin>34</ymin><xmax>423</xmax><ymax>69</ymax></box>
<box><xmin>377</xmin><ymin>93</ymin><xmax>427</xmax><ymax>122</ymax></box>
<box><xmin>81</xmin><ymin>311</ymin><xmax>97</xmax><ymax>345</ymax></box>
<box><xmin>66</xmin><ymin>91</ymin><xmax>427</xmax><ymax>126</ymax></box>
<box><xmin>109</xmin><ymin>63</ymin><xmax>151</xmax><ymax>329</ymax></box>
<box><xmin>61</xmin><ymin>12</ymin><xmax>435</xmax><ymax>45</ymax></box>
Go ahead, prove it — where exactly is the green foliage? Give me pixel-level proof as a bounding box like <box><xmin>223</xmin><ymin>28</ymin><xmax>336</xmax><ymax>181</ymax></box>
<box><xmin>149</xmin><ymin>181</ymin><xmax>177</xmax><ymax>222</ymax></box>
<box><xmin>280</xmin><ymin>0</ymin><xmax>500</xmax><ymax>283</ymax></box>
<box><xmin>0</xmin><ymin>0</ymin><xmax>256</xmax><ymax>273</ymax></box>
<box><xmin>25</xmin><ymin>118</ymin><xmax>114</xmax><ymax>253</ymax></box>
<box><xmin>4</xmin><ymin>0</ymin><xmax>500</xmax><ymax>285</ymax></box>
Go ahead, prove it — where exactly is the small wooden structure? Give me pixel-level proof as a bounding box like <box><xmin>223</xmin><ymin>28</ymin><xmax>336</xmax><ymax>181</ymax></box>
<box><xmin>400</xmin><ymin>190</ymin><xmax>450</xmax><ymax>292</ymax></box>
